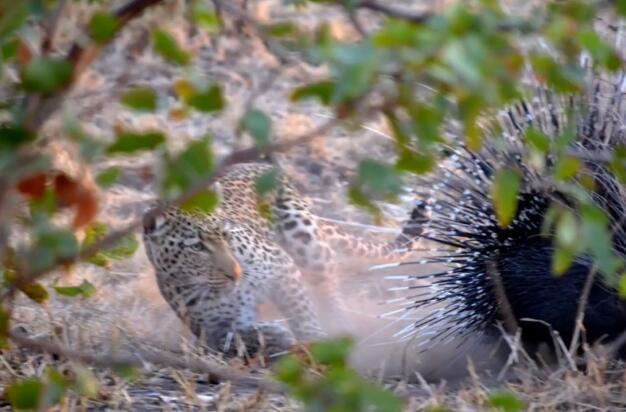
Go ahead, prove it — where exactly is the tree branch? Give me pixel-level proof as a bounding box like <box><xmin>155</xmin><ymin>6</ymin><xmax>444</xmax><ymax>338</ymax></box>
<box><xmin>1</xmin><ymin>117</ymin><xmax>341</xmax><ymax>301</ymax></box>
<box><xmin>568</xmin><ymin>265</ymin><xmax>597</xmax><ymax>359</ymax></box>
<box><xmin>26</xmin><ymin>0</ymin><xmax>167</xmax><ymax>132</ymax></box>
<box><xmin>486</xmin><ymin>259</ymin><xmax>519</xmax><ymax>335</ymax></box>
<box><xmin>9</xmin><ymin>330</ymin><xmax>285</xmax><ymax>393</ymax></box>
<box><xmin>41</xmin><ymin>0</ymin><xmax>68</xmax><ymax>54</ymax></box>
<box><xmin>355</xmin><ymin>0</ymin><xmax>431</xmax><ymax>24</ymax></box>
<box><xmin>211</xmin><ymin>0</ymin><xmax>297</xmax><ymax>65</ymax></box>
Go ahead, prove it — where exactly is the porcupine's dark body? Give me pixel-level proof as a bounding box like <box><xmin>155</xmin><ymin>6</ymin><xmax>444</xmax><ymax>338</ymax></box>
<box><xmin>392</xmin><ymin>67</ymin><xmax>626</xmax><ymax>357</ymax></box>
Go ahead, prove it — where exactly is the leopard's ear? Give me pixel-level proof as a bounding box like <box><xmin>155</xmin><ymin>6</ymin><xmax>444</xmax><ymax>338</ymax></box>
<box><xmin>212</xmin><ymin>181</ymin><xmax>223</xmax><ymax>199</ymax></box>
<box><xmin>208</xmin><ymin>181</ymin><xmax>225</xmax><ymax>216</ymax></box>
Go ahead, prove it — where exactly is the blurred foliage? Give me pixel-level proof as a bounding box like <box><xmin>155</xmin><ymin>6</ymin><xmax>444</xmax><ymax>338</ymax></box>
<box><xmin>0</xmin><ymin>0</ymin><xmax>624</xmax><ymax>409</ymax></box>
<box><xmin>276</xmin><ymin>337</ymin><xmax>404</xmax><ymax>412</ymax></box>
<box><xmin>487</xmin><ymin>391</ymin><xmax>526</xmax><ymax>412</ymax></box>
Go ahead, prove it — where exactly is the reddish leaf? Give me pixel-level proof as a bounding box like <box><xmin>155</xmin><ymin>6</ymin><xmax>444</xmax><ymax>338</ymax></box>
<box><xmin>17</xmin><ymin>39</ymin><xmax>32</xmax><ymax>67</ymax></box>
<box><xmin>53</xmin><ymin>173</ymin><xmax>99</xmax><ymax>228</ymax></box>
<box><xmin>53</xmin><ymin>174</ymin><xmax>82</xmax><ymax>207</ymax></box>
<box><xmin>73</xmin><ymin>192</ymin><xmax>98</xmax><ymax>228</ymax></box>
<box><xmin>17</xmin><ymin>174</ymin><xmax>47</xmax><ymax>198</ymax></box>
<box><xmin>168</xmin><ymin>107</ymin><xmax>188</xmax><ymax>121</ymax></box>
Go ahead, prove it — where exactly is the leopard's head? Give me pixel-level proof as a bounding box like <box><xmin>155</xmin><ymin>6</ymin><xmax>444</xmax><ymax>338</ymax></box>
<box><xmin>143</xmin><ymin>206</ymin><xmax>242</xmax><ymax>298</ymax></box>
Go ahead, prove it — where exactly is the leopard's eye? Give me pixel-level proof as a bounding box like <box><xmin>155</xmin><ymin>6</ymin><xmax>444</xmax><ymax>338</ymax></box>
<box><xmin>189</xmin><ymin>242</ymin><xmax>208</xmax><ymax>252</ymax></box>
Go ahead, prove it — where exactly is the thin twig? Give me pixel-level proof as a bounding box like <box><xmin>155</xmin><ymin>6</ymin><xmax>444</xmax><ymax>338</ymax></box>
<box><xmin>25</xmin><ymin>0</ymin><xmax>167</xmax><ymax>131</ymax></box>
<box><xmin>9</xmin><ymin>331</ymin><xmax>285</xmax><ymax>393</ymax></box>
<box><xmin>346</xmin><ymin>8</ymin><xmax>367</xmax><ymax>38</ymax></box>
<box><xmin>568</xmin><ymin>265</ymin><xmax>597</xmax><ymax>357</ymax></box>
<box><xmin>355</xmin><ymin>0</ymin><xmax>431</xmax><ymax>24</ymax></box>
<box><xmin>486</xmin><ymin>259</ymin><xmax>519</xmax><ymax>335</ymax></box>
<box><xmin>211</xmin><ymin>0</ymin><xmax>295</xmax><ymax>65</ymax></box>
<box><xmin>41</xmin><ymin>0</ymin><xmax>68</xmax><ymax>53</ymax></box>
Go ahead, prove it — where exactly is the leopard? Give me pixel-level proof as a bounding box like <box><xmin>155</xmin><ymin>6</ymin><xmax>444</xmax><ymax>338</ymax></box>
<box><xmin>143</xmin><ymin>162</ymin><xmax>417</xmax><ymax>358</ymax></box>
<box><xmin>143</xmin><ymin>207</ymin><xmax>324</xmax><ymax>359</ymax></box>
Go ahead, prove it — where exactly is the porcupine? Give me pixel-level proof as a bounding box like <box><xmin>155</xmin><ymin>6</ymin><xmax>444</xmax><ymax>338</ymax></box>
<box><xmin>385</xmin><ymin>64</ymin><xmax>626</xmax><ymax>359</ymax></box>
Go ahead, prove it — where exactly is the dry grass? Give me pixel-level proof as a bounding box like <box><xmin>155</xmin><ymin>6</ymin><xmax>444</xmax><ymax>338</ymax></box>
<box><xmin>2</xmin><ymin>0</ymin><xmax>626</xmax><ymax>410</ymax></box>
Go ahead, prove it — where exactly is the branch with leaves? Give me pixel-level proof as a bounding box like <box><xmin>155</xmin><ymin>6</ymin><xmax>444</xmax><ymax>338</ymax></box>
<box><xmin>1</xmin><ymin>0</ymin><xmax>626</xmax><ymax>410</ymax></box>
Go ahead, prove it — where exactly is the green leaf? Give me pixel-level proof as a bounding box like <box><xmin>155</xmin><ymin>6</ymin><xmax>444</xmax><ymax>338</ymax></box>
<box><xmin>178</xmin><ymin>138</ymin><xmax>215</xmax><ymax>175</ymax></box>
<box><xmin>458</xmin><ymin>95</ymin><xmax>484</xmax><ymax>151</ymax></box>
<box><xmin>5</xmin><ymin>378</ymin><xmax>44</xmax><ymax>410</ymax></box>
<box><xmin>610</xmin><ymin>145</ymin><xmax>626</xmax><ymax>184</ymax></box>
<box><xmin>120</xmin><ymin>87</ymin><xmax>157</xmax><ymax>111</ymax></box>
<box><xmin>42</xmin><ymin>369</ymin><xmax>68</xmax><ymax>409</ymax></box>
<box><xmin>553</xmin><ymin>156</ymin><xmax>581</xmax><ymax>180</ymax></box>
<box><xmin>106</xmin><ymin>234</ymin><xmax>139</xmax><ymax>260</ymax></box>
<box><xmin>192</xmin><ymin>5</ymin><xmax>220</xmax><ymax>30</ymax></box>
<box><xmin>618</xmin><ymin>0</ymin><xmax>626</xmax><ymax>17</ymax></box>
<box><xmin>153</xmin><ymin>30</ymin><xmax>190</xmax><ymax>65</ymax></box>
<box><xmin>113</xmin><ymin>365</ymin><xmax>140</xmax><ymax>381</ymax></box>
<box><xmin>20</xmin><ymin>282</ymin><xmax>49</xmax><ymax>304</ymax></box>
<box><xmin>361</xmin><ymin>382</ymin><xmax>404</xmax><ymax>412</ymax></box>
<box><xmin>581</xmin><ymin>205</ymin><xmax>621</xmax><ymax>278</ymax></box>
<box><xmin>0</xmin><ymin>125</ymin><xmax>36</xmax><ymax>150</ymax></box>
<box><xmin>263</xmin><ymin>22</ymin><xmax>297</xmax><ymax>37</ymax></box>
<box><xmin>488</xmin><ymin>391</ymin><xmax>525</xmax><ymax>412</ymax></box>
<box><xmin>255</xmin><ymin>168</ymin><xmax>280</xmax><ymax>195</ymax></box>
<box><xmin>87</xmin><ymin>254</ymin><xmax>109</xmax><ymax>268</ymax></box>
<box><xmin>1</xmin><ymin>38</ymin><xmax>18</xmax><ymax>62</ymax></box>
<box><xmin>163</xmin><ymin>137</ymin><xmax>215</xmax><ymax>196</ymax></box>
<box><xmin>0</xmin><ymin>3</ymin><xmax>28</xmax><ymax>39</ymax></box>
<box><xmin>555</xmin><ymin>211</ymin><xmax>578</xmax><ymax>249</ymax></box>
<box><xmin>21</xmin><ymin>58</ymin><xmax>73</xmax><ymax>93</ymax></box>
<box><xmin>83</xmin><ymin>222</ymin><xmax>139</xmax><ymax>264</ymax></box>
<box><xmin>38</xmin><ymin>229</ymin><xmax>79</xmax><ymax>260</ymax></box>
<box><xmin>0</xmin><ymin>306</ymin><xmax>9</xmax><ymax>348</ymax></box>
<box><xmin>441</xmin><ymin>40</ymin><xmax>483</xmax><ymax>88</ymax></box>
<box><xmin>525</xmin><ymin>128</ymin><xmax>550</xmax><ymax>154</ymax></box>
<box><xmin>89</xmin><ymin>11</ymin><xmax>119</xmax><ymax>44</ymax></box>
<box><xmin>186</xmin><ymin>84</ymin><xmax>224</xmax><ymax>113</ymax></box>
<box><xmin>291</xmin><ymin>81</ymin><xmax>335</xmax><ymax>105</ymax></box>
<box><xmin>490</xmin><ymin>168</ymin><xmax>520</xmax><ymax>227</ymax></box>
<box><xmin>618</xmin><ymin>274</ymin><xmax>626</xmax><ymax>299</ymax></box>
<box><xmin>181</xmin><ymin>190</ymin><xmax>219</xmax><ymax>213</ymax></box>
<box><xmin>83</xmin><ymin>222</ymin><xmax>108</xmax><ymax>247</ymax></box>
<box><xmin>81</xmin><ymin>221</ymin><xmax>109</xmax><ymax>267</ymax></box>
<box><xmin>554</xmin><ymin>1</ymin><xmax>595</xmax><ymax>22</ymax></box>
<box><xmin>373</xmin><ymin>20</ymin><xmax>417</xmax><ymax>47</ymax></box>
<box><xmin>530</xmin><ymin>55</ymin><xmax>583</xmax><ymax>93</ymax></box>
<box><xmin>357</xmin><ymin>159</ymin><xmax>403</xmax><ymax>196</ymax></box>
<box><xmin>425</xmin><ymin>407</ymin><xmax>453</xmax><ymax>412</ymax></box>
<box><xmin>54</xmin><ymin>280</ymin><xmax>96</xmax><ymax>298</ymax></box>
<box><xmin>577</xmin><ymin>29</ymin><xmax>621</xmax><ymax>72</ymax></box>
<box><xmin>241</xmin><ymin>109</ymin><xmax>271</xmax><ymax>147</ymax></box>
<box><xmin>274</xmin><ymin>356</ymin><xmax>304</xmax><ymax>384</ymax></box>
<box><xmin>395</xmin><ymin>150</ymin><xmax>435</xmax><ymax>175</ymax></box>
<box><xmin>329</xmin><ymin>43</ymin><xmax>379</xmax><ymax>102</ymax></box>
<box><xmin>107</xmin><ymin>131</ymin><xmax>165</xmax><ymax>154</ymax></box>
<box><xmin>72</xmin><ymin>365</ymin><xmax>99</xmax><ymax>398</ymax></box>
<box><xmin>348</xmin><ymin>185</ymin><xmax>381</xmax><ymax>221</ymax></box>
<box><xmin>96</xmin><ymin>167</ymin><xmax>121</xmax><ymax>188</ymax></box>
<box><xmin>310</xmin><ymin>336</ymin><xmax>353</xmax><ymax>366</ymax></box>
<box><xmin>409</xmin><ymin>104</ymin><xmax>443</xmax><ymax>145</ymax></box>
